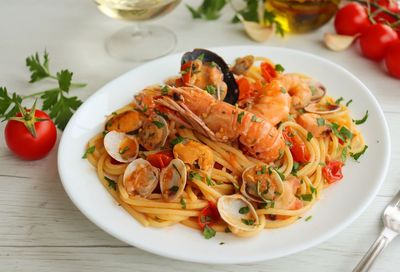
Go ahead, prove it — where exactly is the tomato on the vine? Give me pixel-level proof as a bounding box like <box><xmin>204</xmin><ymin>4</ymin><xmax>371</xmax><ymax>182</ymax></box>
<box><xmin>5</xmin><ymin>107</ymin><xmax>57</xmax><ymax>160</ymax></box>
<box><xmin>334</xmin><ymin>3</ymin><xmax>371</xmax><ymax>36</ymax></box>
<box><xmin>358</xmin><ymin>24</ymin><xmax>398</xmax><ymax>61</ymax></box>
<box><xmin>384</xmin><ymin>41</ymin><xmax>400</xmax><ymax>78</ymax></box>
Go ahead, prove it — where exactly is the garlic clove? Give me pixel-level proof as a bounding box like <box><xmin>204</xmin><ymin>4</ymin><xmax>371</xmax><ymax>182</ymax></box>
<box><xmin>324</xmin><ymin>32</ymin><xmax>357</xmax><ymax>51</ymax></box>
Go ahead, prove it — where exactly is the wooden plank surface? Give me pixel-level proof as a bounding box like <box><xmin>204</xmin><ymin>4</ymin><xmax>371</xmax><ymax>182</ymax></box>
<box><xmin>0</xmin><ymin>0</ymin><xmax>399</xmax><ymax>271</ymax></box>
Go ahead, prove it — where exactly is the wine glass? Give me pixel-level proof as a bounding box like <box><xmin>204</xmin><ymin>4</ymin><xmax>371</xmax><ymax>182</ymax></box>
<box><xmin>95</xmin><ymin>0</ymin><xmax>181</xmax><ymax>61</ymax></box>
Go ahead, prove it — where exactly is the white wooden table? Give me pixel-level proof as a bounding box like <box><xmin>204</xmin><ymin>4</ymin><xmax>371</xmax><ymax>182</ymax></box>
<box><xmin>1</xmin><ymin>1</ymin><xmax>399</xmax><ymax>271</ymax></box>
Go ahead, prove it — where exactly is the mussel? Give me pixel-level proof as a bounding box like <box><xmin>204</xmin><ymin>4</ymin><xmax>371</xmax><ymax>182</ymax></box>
<box><xmin>181</xmin><ymin>49</ymin><xmax>239</xmax><ymax>105</ymax></box>
<box><xmin>240</xmin><ymin>165</ymin><xmax>284</xmax><ymax>203</ymax></box>
<box><xmin>104</xmin><ymin>131</ymin><xmax>139</xmax><ymax>163</ymax></box>
<box><xmin>123</xmin><ymin>159</ymin><xmax>160</xmax><ymax>197</ymax></box>
<box><xmin>159</xmin><ymin>159</ymin><xmax>187</xmax><ymax>201</ymax></box>
<box><xmin>217</xmin><ymin>194</ymin><xmax>259</xmax><ymax>232</ymax></box>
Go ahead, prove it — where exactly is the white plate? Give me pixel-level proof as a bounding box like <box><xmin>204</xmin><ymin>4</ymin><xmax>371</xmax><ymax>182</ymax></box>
<box><xmin>58</xmin><ymin>46</ymin><xmax>390</xmax><ymax>264</ymax></box>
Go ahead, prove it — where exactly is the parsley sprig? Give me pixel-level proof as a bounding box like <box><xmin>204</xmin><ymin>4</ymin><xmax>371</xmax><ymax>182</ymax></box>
<box><xmin>0</xmin><ymin>51</ymin><xmax>86</xmax><ymax>130</ymax></box>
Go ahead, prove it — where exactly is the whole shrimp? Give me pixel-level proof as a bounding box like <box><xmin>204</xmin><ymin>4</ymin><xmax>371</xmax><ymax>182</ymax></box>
<box><xmin>153</xmin><ymin>86</ymin><xmax>285</xmax><ymax>163</ymax></box>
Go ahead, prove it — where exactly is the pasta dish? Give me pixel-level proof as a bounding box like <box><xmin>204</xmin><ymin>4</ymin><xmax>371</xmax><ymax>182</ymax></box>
<box><xmin>84</xmin><ymin>49</ymin><xmax>368</xmax><ymax>239</ymax></box>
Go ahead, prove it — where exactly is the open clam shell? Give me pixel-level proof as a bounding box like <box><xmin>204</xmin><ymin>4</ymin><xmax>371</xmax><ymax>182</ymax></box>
<box><xmin>240</xmin><ymin>165</ymin><xmax>284</xmax><ymax>203</ymax></box>
<box><xmin>123</xmin><ymin>158</ymin><xmax>160</xmax><ymax>197</ymax></box>
<box><xmin>104</xmin><ymin>131</ymin><xmax>139</xmax><ymax>163</ymax></box>
<box><xmin>217</xmin><ymin>194</ymin><xmax>259</xmax><ymax>232</ymax></box>
<box><xmin>304</xmin><ymin>102</ymin><xmax>341</xmax><ymax>114</ymax></box>
<box><xmin>160</xmin><ymin>159</ymin><xmax>187</xmax><ymax>201</ymax></box>
<box><xmin>138</xmin><ymin>115</ymin><xmax>169</xmax><ymax>151</ymax></box>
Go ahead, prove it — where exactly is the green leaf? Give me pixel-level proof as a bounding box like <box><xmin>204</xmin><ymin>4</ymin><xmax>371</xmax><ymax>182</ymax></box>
<box><xmin>104</xmin><ymin>176</ymin><xmax>117</xmax><ymax>190</ymax></box>
<box><xmin>186</xmin><ymin>4</ymin><xmax>202</xmax><ymax>19</ymax></box>
<box><xmin>45</xmin><ymin>93</ymin><xmax>82</xmax><ymax>130</ymax></box>
<box><xmin>180</xmin><ymin>198</ymin><xmax>186</xmax><ymax>209</ymax></box>
<box><xmin>307</xmin><ymin>132</ymin><xmax>313</xmax><ymax>141</ymax></box>
<box><xmin>291</xmin><ymin>161</ymin><xmax>300</xmax><ymax>176</ymax></box>
<box><xmin>0</xmin><ymin>87</ymin><xmax>23</xmax><ymax>121</ymax></box>
<box><xmin>305</xmin><ymin>215</ymin><xmax>312</xmax><ymax>222</ymax></box>
<box><xmin>350</xmin><ymin>145</ymin><xmax>368</xmax><ymax>161</ymax></box>
<box><xmin>335</xmin><ymin>97</ymin><xmax>344</xmax><ymax>105</ymax></box>
<box><xmin>187</xmin><ymin>0</ymin><xmax>227</xmax><ymax>21</ymax></box>
<box><xmin>203</xmin><ymin>225</ymin><xmax>216</xmax><ymax>239</ymax></box>
<box><xmin>161</xmin><ymin>85</ymin><xmax>169</xmax><ymax>95</ymax></box>
<box><xmin>26</xmin><ymin>51</ymin><xmax>50</xmax><ymax>83</ymax></box>
<box><xmin>237</xmin><ymin>111</ymin><xmax>245</xmax><ymax>124</ymax></box>
<box><xmin>239</xmin><ymin>206</ymin><xmax>250</xmax><ymax>214</ymax></box>
<box><xmin>205</xmin><ymin>85</ymin><xmax>216</xmax><ymax>95</ymax></box>
<box><xmin>275</xmin><ymin>64</ymin><xmax>285</xmax><ymax>72</ymax></box>
<box><xmin>57</xmin><ymin>70</ymin><xmax>73</xmax><ymax>93</ymax></box>
<box><xmin>241</xmin><ymin>218</ymin><xmax>255</xmax><ymax>225</ymax></box>
<box><xmin>152</xmin><ymin>120</ymin><xmax>165</xmax><ymax>128</ymax></box>
<box><xmin>346</xmin><ymin>99</ymin><xmax>353</xmax><ymax>107</ymax></box>
<box><xmin>300</xmin><ymin>194</ymin><xmax>313</xmax><ymax>201</ymax></box>
<box><xmin>170</xmin><ymin>136</ymin><xmax>184</xmax><ymax>147</ymax></box>
<box><xmin>353</xmin><ymin>110</ymin><xmax>368</xmax><ymax>125</ymax></box>
<box><xmin>82</xmin><ymin>145</ymin><xmax>95</xmax><ymax>158</ymax></box>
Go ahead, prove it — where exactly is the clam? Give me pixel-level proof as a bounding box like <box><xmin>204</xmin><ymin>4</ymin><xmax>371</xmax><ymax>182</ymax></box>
<box><xmin>304</xmin><ymin>102</ymin><xmax>340</xmax><ymax>114</ymax></box>
<box><xmin>159</xmin><ymin>159</ymin><xmax>187</xmax><ymax>201</ymax></box>
<box><xmin>138</xmin><ymin>115</ymin><xmax>169</xmax><ymax>151</ymax></box>
<box><xmin>310</xmin><ymin>83</ymin><xmax>326</xmax><ymax>103</ymax></box>
<box><xmin>217</xmin><ymin>194</ymin><xmax>259</xmax><ymax>232</ymax></box>
<box><xmin>123</xmin><ymin>158</ymin><xmax>160</xmax><ymax>197</ymax></box>
<box><xmin>103</xmin><ymin>131</ymin><xmax>139</xmax><ymax>163</ymax></box>
<box><xmin>240</xmin><ymin>165</ymin><xmax>284</xmax><ymax>203</ymax></box>
<box><xmin>181</xmin><ymin>48</ymin><xmax>239</xmax><ymax>105</ymax></box>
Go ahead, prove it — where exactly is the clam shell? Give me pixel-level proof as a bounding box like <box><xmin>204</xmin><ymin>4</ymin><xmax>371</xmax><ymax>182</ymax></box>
<box><xmin>160</xmin><ymin>159</ymin><xmax>187</xmax><ymax>201</ymax></box>
<box><xmin>123</xmin><ymin>158</ymin><xmax>159</xmax><ymax>197</ymax></box>
<box><xmin>304</xmin><ymin>102</ymin><xmax>340</xmax><ymax>114</ymax></box>
<box><xmin>138</xmin><ymin>115</ymin><xmax>169</xmax><ymax>151</ymax></box>
<box><xmin>103</xmin><ymin>131</ymin><xmax>139</xmax><ymax>163</ymax></box>
<box><xmin>217</xmin><ymin>194</ymin><xmax>259</xmax><ymax>232</ymax></box>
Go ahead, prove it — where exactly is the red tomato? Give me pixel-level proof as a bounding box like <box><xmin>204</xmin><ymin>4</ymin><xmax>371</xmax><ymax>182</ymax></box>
<box><xmin>322</xmin><ymin>161</ymin><xmax>344</xmax><ymax>184</ymax></box>
<box><xmin>197</xmin><ymin>202</ymin><xmax>220</xmax><ymax>229</ymax></box>
<box><xmin>334</xmin><ymin>3</ymin><xmax>371</xmax><ymax>36</ymax></box>
<box><xmin>5</xmin><ymin>110</ymin><xmax>57</xmax><ymax>160</ymax></box>
<box><xmin>180</xmin><ymin>61</ymin><xmax>193</xmax><ymax>85</ymax></box>
<box><xmin>237</xmin><ymin>77</ymin><xmax>264</xmax><ymax>101</ymax></box>
<box><xmin>359</xmin><ymin>24</ymin><xmax>398</xmax><ymax>61</ymax></box>
<box><xmin>260</xmin><ymin>62</ymin><xmax>277</xmax><ymax>83</ymax></box>
<box><xmin>146</xmin><ymin>150</ymin><xmax>174</xmax><ymax>169</ymax></box>
<box><xmin>384</xmin><ymin>41</ymin><xmax>400</xmax><ymax>79</ymax></box>
<box><xmin>282</xmin><ymin>127</ymin><xmax>310</xmax><ymax>163</ymax></box>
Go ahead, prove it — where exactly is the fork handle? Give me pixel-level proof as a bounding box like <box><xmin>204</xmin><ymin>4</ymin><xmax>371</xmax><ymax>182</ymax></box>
<box><xmin>353</xmin><ymin>228</ymin><xmax>397</xmax><ymax>272</ymax></box>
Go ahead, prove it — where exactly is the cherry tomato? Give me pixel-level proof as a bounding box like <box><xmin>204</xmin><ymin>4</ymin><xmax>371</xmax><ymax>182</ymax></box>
<box><xmin>371</xmin><ymin>0</ymin><xmax>400</xmax><ymax>36</ymax></box>
<box><xmin>359</xmin><ymin>24</ymin><xmax>398</xmax><ymax>61</ymax></box>
<box><xmin>334</xmin><ymin>3</ymin><xmax>371</xmax><ymax>36</ymax></box>
<box><xmin>282</xmin><ymin>127</ymin><xmax>310</xmax><ymax>163</ymax></box>
<box><xmin>322</xmin><ymin>161</ymin><xmax>344</xmax><ymax>184</ymax></box>
<box><xmin>5</xmin><ymin>110</ymin><xmax>57</xmax><ymax>160</ymax></box>
<box><xmin>146</xmin><ymin>150</ymin><xmax>174</xmax><ymax>169</ymax></box>
<box><xmin>260</xmin><ymin>62</ymin><xmax>277</xmax><ymax>83</ymax></box>
<box><xmin>197</xmin><ymin>202</ymin><xmax>220</xmax><ymax>229</ymax></box>
<box><xmin>384</xmin><ymin>41</ymin><xmax>400</xmax><ymax>79</ymax></box>
<box><xmin>180</xmin><ymin>61</ymin><xmax>193</xmax><ymax>85</ymax></box>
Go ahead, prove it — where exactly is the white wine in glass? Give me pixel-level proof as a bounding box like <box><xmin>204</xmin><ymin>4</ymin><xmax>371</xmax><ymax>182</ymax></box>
<box><xmin>95</xmin><ymin>0</ymin><xmax>181</xmax><ymax>61</ymax></box>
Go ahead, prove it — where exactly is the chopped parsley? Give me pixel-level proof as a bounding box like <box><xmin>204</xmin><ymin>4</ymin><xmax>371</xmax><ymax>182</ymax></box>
<box><xmin>170</xmin><ymin>185</ymin><xmax>179</xmax><ymax>193</ymax></box>
<box><xmin>203</xmin><ymin>225</ymin><xmax>216</xmax><ymax>239</ymax></box>
<box><xmin>189</xmin><ymin>171</ymin><xmax>202</xmax><ymax>181</ymax></box>
<box><xmin>241</xmin><ymin>219</ymin><xmax>255</xmax><ymax>225</ymax></box>
<box><xmin>307</xmin><ymin>132</ymin><xmax>313</xmax><ymax>141</ymax></box>
<box><xmin>251</xmin><ymin>115</ymin><xmax>262</xmax><ymax>123</ymax></box>
<box><xmin>152</xmin><ymin>120</ymin><xmax>165</xmax><ymax>128</ymax></box>
<box><xmin>300</xmin><ymin>194</ymin><xmax>313</xmax><ymax>201</ymax></box>
<box><xmin>237</xmin><ymin>111</ymin><xmax>245</xmax><ymax>124</ymax></box>
<box><xmin>316</xmin><ymin>118</ymin><xmax>325</xmax><ymax>127</ymax></box>
<box><xmin>205</xmin><ymin>85</ymin><xmax>216</xmax><ymax>95</ymax></box>
<box><xmin>353</xmin><ymin>110</ymin><xmax>368</xmax><ymax>125</ymax></box>
<box><xmin>310</xmin><ymin>185</ymin><xmax>317</xmax><ymax>194</ymax></box>
<box><xmin>305</xmin><ymin>215</ymin><xmax>313</xmax><ymax>222</ymax></box>
<box><xmin>260</xmin><ymin>201</ymin><xmax>275</xmax><ymax>209</ymax></box>
<box><xmin>291</xmin><ymin>161</ymin><xmax>300</xmax><ymax>176</ymax></box>
<box><xmin>180</xmin><ymin>198</ymin><xmax>186</xmax><ymax>209</ymax></box>
<box><xmin>119</xmin><ymin>146</ymin><xmax>129</xmax><ymax>155</ymax></box>
<box><xmin>346</xmin><ymin>99</ymin><xmax>353</xmax><ymax>107</ymax></box>
<box><xmin>197</xmin><ymin>53</ymin><xmax>205</xmax><ymax>61</ymax></box>
<box><xmin>206</xmin><ymin>176</ymin><xmax>213</xmax><ymax>186</ymax></box>
<box><xmin>239</xmin><ymin>206</ymin><xmax>250</xmax><ymax>214</ymax></box>
<box><xmin>219</xmin><ymin>242</ymin><xmax>225</xmax><ymax>245</ymax></box>
<box><xmin>273</xmin><ymin>167</ymin><xmax>285</xmax><ymax>181</ymax></box>
<box><xmin>335</xmin><ymin>97</ymin><xmax>344</xmax><ymax>105</ymax></box>
<box><xmin>104</xmin><ymin>176</ymin><xmax>117</xmax><ymax>190</ymax></box>
<box><xmin>275</xmin><ymin>64</ymin><xmax>285</xmax><ymax>72</ymax></box>
<box><xmin>161</xmin><ymin>85</ymin><xmax>169</xmax><ymax>95</ymax></box>
<box><xmin>82</xmin><ymin>145</ymin><xmax>95</xmax><ymax>158</ymax></box>
<box><xmin>170</xmin><ymin>136</ymin><xmax>184</xmax><ymax>147</ymax></box>
<box><xmin>135</xmin><ymin>104</ymin><xmax>148</xmax><ymax>113</ymax></box>
<box><xmin>350</xmin><ymin>145</ymin><xmax>368</xmax><ymax>161</ymax></box>
<box><xmin>278</xmin><ymin>149</ymin><xmax>285</xmax><ymax>160</ymax></box>
<box><xmin>280</xmin><ymin>87</ymin><xmax>287</xmax><ymax>93</ymax></box>
<box><xmin>341</xmin><ymin>146</ymin><xmax>348</xmax><ymax>162</ymax></box>
<box><xmin>261</xmin><ymin>165</ymin><xmax>267</xmax><ymax>174</ymax></box>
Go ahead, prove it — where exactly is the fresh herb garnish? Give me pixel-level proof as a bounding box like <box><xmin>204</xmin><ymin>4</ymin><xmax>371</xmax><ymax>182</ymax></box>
<box><xmin>339</xmin><ymin>126</ymin><xmax>353</xmax><ymax>141</ymax></box>
<box><xmin>275</xmin><ymin>64</ymin><xmax>285</xmax><ymax>72</ymax></box>
<box><xmin>300</xmin><ymin>194</ymin><xmax>313</xmax><ymax>201</ymax></box>
<box><xmin>241</xmin><ymin>218</ymin><xmax>255</xmax><ymax>225</ymax></box>
<box><xmin>291</xmin><ymin>161</ymin><xmax>300</xmax><ymax>176</ymax></box>
<box><xmin>330</xmin><ymin>123</ymin><xmax>353</xmax><ymax>143</ymax></box>
<box><xmin>251</xmin><ymin>115</ymin><xmax>262</xmax><ymax>123</ymax></box>
<box><xmin>189</xmin><ymin>171</ymin><xmax>202</xmax><ymax>181</ymax></box>
<box><xmin>104</xmin><ymin>176</ymin><xmax>117</xmax><ymax>190</ymax></box>
<box><xmin>280</xmin><ymin>87</ymin><xmax>287</xmax><ymax>93</ymax></box>
<box><xmin>170</xmin><ymin>186</ymin><xmax>179</xmax><ymax>193</ymax></box>
<box><xmin>152</xmin><ymin>120</ymin><xmax>165</xmax><ymax>128</ymax></box>
<box><xmin>180</xmin><ymin>197</ymin><xmax>186</xmax><ymax>209</ymax></box>
<box><xmin>219</xmin><ymin>242</ymin><xmax>225</xmax><ymax>245</ymax></box>
<box><xmin>261</xmin><ymin>165</ymin><xmax>267</xmax><ymax>174</ymax></box>
<box><xmin>335</xmin><ymin>97</ymin><xmax>344</xmax><ymax>105</ymax></box>
<box><xmin>239</xmin><ymin>206</ymin><xmax>250</xmax><ymax>214</ymax></box>
<box><xmin>307</xmin><ymin>132</ymin><xmax>313</xmax><ymax>141</ymax></box>
<box><xmin>346</xmin><ymin>99</ymin><xmax>353</xmax><ymax>107</ymax></box>
<box><xmin>161</xmin><ymin>85</ymin><xmax>169</xmax><ymax>95</ymax></box>
<box><xmin>353</xmin><ymin>110</ymin><xmax>368</xmax><ymax>125</ymax></box>
<box><xmin>170</xmin><ymin>136</ymin><xmax>184</xmax><ymax>147</ymax></box>
<box><xmin>305</xmin><ymin>215</ymin><xmax>313</xmax><ymax>222</ymax></box>
<box><xmin>82</xmin><ymin>146</ymin><xmax>95</xmax><ymax>158</ymax></box>
<box><xmin>341</xmin><ymin>146</ymin><xmax>348</xmax><ymax>162</ymax></box>
<box><xmin>273</xmin><ymin>167</ymin><xmax>285</xmax><ymax>180</ymax></box>
<box><xmin>237</xmin><ymin>111</ymin><xmax>245</xmax><ymax>124</ymax></box>
<box><xmin>197</xmin><ymin>53</ymin><xmax>205</xmax><ymax>61</ymax></box>
<box><xmin>206</xmin><ymin>176</ymin><xmax>213</xmax><ymax>186</ymax></box>
<box><xmin>119</xmin><ymin>146</ymin><xmax>129</xmax><ymax>155</ymax></box>
<box><xmin>203</xmin><ymin>225</ymin><xmax>216</xmax><ymax>239</ymax></box>
<box><xmin>350</xmin><ymin>145</ymin><xmax>368</xmax><ymax>161</ymax></box>
<box><xmin>186</xmin><ymin>0</ymin><xmax>226</xmax><ymax>20</ymax></box>
<box><xmin>316</xmin><ymin>118</ymin><xmax>325</xmax><ymax>127</ymax></box>
<box><xmin>205</xmin><ymin>85</ymin><xmax>216</xmax><ymax>95</ymax></box>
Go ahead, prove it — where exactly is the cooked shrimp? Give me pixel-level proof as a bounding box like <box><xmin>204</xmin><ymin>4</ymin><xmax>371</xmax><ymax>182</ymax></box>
<box><xmin>296</xmin><ymin>113</ymin><xmax>331</xmax><ymax>138</ymax></box>
<box><xmin>154</xmin><ymin>86</ymin><xmax>285</xmax><ymax>163</ymax></box>
<box><xmin>173</xmin><ymin>139</ymin><xmax>214</xmax><ymax>173</ymax></box>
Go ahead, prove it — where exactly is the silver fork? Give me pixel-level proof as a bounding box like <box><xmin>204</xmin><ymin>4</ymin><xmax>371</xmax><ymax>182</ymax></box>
<box><xmin>353</xmin><ymin>190</ymin><xmax>400</xmax><ymax>272</ymax></box>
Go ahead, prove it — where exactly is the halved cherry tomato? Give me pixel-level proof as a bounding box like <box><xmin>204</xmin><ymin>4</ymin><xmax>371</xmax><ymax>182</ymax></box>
<box><xmin>282</xmin><ymin>127</ymin><xmax>310</xmax><ymax>163</ymax></box>
<box><xmin>323</xmin><ymin>161</ymin><xmax>344</xmax><ymax>184</ymax></box>
<box><xmin>180</xmin><ymin>61</ymin><xmax>193</xmax><ymax>85</ymax></box>
<box><xmin>146</xmin><ymin>150</ymin><xmax>174</xmax><ymax>169</ymax></box>
<box><xmin>237</xmin><ymin>77</ymin><xmax>263</xmax><ymax>101</ymax></box>
<box><xmin>198</xmin><ymin>202</ymin><xmax>220</xmax><ymax>229</ymax></box>
<box><xmin>260</xmin><ymin>62</ymin><xmax>277</xmax><ymax>83</ymax></box>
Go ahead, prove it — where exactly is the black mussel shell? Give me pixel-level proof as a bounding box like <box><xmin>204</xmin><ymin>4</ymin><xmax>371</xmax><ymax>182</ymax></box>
<box><xmin>181</xmin><ymin>48</ymin><xmax>239</xmax><ymax>104</ymax></box>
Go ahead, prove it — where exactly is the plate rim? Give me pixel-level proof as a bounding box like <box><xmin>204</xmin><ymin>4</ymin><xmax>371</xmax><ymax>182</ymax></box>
<box><xmin>57</xmin><ymin>45</ymin><xmax>391</xmax><ymax>264</ymax></box>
